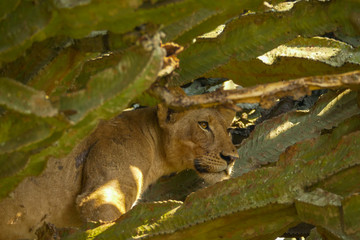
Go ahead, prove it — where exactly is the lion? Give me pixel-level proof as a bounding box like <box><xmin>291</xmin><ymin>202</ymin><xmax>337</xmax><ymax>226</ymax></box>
<box><xmin>0</xmin><ymin>104</ymin><xmax>238</xmax><ymax>239</ymax></box>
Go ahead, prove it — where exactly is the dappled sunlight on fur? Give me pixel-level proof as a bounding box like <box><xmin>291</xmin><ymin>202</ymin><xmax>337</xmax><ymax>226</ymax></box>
<box><xmin>130</xmin><ymin>165</ymin><xmax>144</xmax><ymax>207</ymax></box>
<box><xmin>76</xmin><ymin>104</ymin><xmax>238</xmax><ymax>222</ymax></box>
<box><xmin>77</xmin><ymin>179</ymin><xmax>126</xmax><ymax>222</ymax></box>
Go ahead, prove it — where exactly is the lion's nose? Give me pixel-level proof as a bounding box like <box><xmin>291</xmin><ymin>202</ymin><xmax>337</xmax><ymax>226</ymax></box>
<box><xmin>220</xmin><ymin>151</ymin><xmax>238</xmax><ymax>165</ymax></box>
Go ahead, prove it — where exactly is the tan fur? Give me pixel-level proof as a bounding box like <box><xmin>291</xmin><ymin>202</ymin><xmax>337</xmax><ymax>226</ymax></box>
<box><xmin>0</xmin><ymin>105</ymin><xmax>238</xmax><ymax>239</ymax></box>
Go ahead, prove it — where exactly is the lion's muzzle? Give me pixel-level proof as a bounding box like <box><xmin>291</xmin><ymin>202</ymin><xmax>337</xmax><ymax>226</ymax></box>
<box><xmin>194</xmin><ymin>151</ymin><xmax>238</xmax><ymax>176</ymax></box>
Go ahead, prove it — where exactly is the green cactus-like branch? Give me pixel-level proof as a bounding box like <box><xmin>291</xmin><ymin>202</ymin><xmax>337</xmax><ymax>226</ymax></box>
<box><xmin>295</xmin><ymin>189</ymin><xmax>360</xmax><ymax>239</ymax></box>
<box><xmin>203</xmin><ymin>37</ymin><xmax>360</xmax><ymax>86</ymax></box>
<box><xmin>0</xmin><ymin>0</ymin><xmax>273</xmax><ymax>64</ymax></box>
<box><xmin>174</xmin><ymin>0</ymin><xmax>360</xmax><ymax>86</ymax></box>
<box><xmin>0</xmin><ymin>77</ymin><xmax>57</xmax><ymax>117</ymax></box>
<box><xmin>59</xmin><ymin>35</ymin><xmax>165</xmax><ymax>123</ymax></box>
<box><xmin>234</xmin><ymin>89</ymin><xmax>360</xmax><ymax>176</ymax></box>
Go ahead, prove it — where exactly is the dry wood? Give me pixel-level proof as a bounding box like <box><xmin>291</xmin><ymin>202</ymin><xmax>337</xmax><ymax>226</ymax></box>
<box><xmin>152</xmin><ymin>70</ymin><xmax>360</xmax><ymax>109</ymax></box>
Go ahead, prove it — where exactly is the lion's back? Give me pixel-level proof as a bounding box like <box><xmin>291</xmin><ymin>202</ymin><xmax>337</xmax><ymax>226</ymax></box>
<box><xmin>0</xmin><ymin>139</ymin><xmax>87</xmax><ymax>239</ymax></box>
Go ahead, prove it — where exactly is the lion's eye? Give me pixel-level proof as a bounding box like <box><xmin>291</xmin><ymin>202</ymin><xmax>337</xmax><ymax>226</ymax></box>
<box><xmin>198</xmin><ymin>121</ymin><xmax>209</xmax><ymax>130</ymax></box>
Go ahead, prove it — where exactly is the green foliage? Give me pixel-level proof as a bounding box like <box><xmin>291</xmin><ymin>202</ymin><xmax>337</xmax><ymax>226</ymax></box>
<box><xmin>234</xmin><ymin>90</ymin><xmax>360</xmax><ymax>176</ymax></box>
<box><xmin>0</xmin><ymin>112</ymin><xmax>52</xmax><ymax>153</ymax></box>
<box><xmin>204</xmin><ymin>37</ymin><xmax>360</xmax><ymax>86</ymax></box>
<box><xmin>59</xmin><ymin>40</ymin><xmax>165</xmax><ymax>123</ymax></box>
<box><xmin>174</xmin><ymin>0</ymin><xmax>360</xmax><ymax>86</ymax></box>
<box><xmin>0</xmin><ymin>0</ymin><xmax>275</xmax><ymax>64</ymax></box>
<box><xmin>0</xmin><ymin>77</ymin><xmax>57</xmax><ymax>117</ymax></box>
<box><xmin>1</xmin><ymin>0</ymin><xmax>360</xmax><ymax>239</ymax></box>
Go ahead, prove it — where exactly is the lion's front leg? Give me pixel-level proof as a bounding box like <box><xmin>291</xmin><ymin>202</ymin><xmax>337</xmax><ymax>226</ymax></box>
<box><xmin>76</xmin><ymin>172</ymin><xmax>142</xmax><ymax>223</ymax></box>
<box><xmin>76</xmin><ymin>179</ymin><xmax>129</xmax><ymax>223</ymax></box>
<box><xmin>76</xmin><ymin>141</ymin><xmax>142</xmax><ymax>223</ymax></box>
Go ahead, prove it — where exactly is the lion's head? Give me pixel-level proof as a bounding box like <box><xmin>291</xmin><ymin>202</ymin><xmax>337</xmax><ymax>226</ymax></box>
<box><xmin>157</xmin><ymin>104</ymin><xmax>239</xmax><ymax>184</ymax></box>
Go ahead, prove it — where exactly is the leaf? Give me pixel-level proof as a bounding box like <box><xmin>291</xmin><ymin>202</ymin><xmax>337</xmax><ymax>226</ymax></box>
<box><xmin>203</xmin><ymin>39</ymin><xmax>360</xmax><ymax>87</ymax></box>
<box><xmin>296</xmin><ymin>191</ymin><xmax>360</xmax><ymax>239</ymax></box>
<box><xmin>0</xmin><ymin>112</ymin><xmax>53</xmax><ymax>154</ymax></box>
<box><xmin>0</xmin><ymin>151</ymin><xmax>28</xmax><ymax>178</ymax></box>
<box><xmin>0</xmin><ymin>0</ymin><xmax>20</xmax><ymax>21</ymax></box>
<box><xmin>27</xmin><ymin>47</ymin><xmax>98</xmax><ymax>96</ymax></box>
<box><xmin>161</xmin><ymin>8</ymin><xmax>218</xmax><ymax>42</ymax></box>
<box><xmin>174</xmin><ymin>0</ymin><xmax>360</xmax><ymax>86</ymax></box>
<box><xmin>0</xmin><ymin>36</ymin><xmax>72</xmax><ymax>83</ymax></box>
<box><xmin>0</xmin><ymin>77</ymin><xmax>57</xmax><ymax>117</ymax></box>
<box><xmin>59</xmin><ymin>35</ymin><xmax>165</xmax><ymax>123</ymax></box>
<box><xmin>342</xmin><ymin>194</ymin><xmax>360</xmax><ymax>239</ymax></box>
<box><xmin>233</xmin><ymin>90</ymin><xmax>360</xmax><ymax>176</ymax></box>
<box><xmin>295</xmin><ymin>189</ymin><xmax>344</xmax><ymax>238</ymax></box>
<box><xmin>258</xmin><ymin>37</ymin><xmax>360</xmax><ymax>67</ymax></box>
<box><xmin>0</xmin><ymin>0</ymin><xmax>53</xmax><ymax>63</ymax></box>
<box><xmin>0</xmin><ymin>0</ymin><xmax>271</xmax><ymax>64</ymax></box>
<box><xmin>172</xmin><ymin>0</ymin><xmax>287</xmax><ymax>45</ymax></box>
<box><xmin>309</xmin><ymin>165</ymin><xmax>360</xmax><ymax>197</ymax></box>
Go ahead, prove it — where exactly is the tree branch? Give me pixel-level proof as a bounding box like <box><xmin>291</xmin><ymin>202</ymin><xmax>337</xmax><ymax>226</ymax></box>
<box><xmin>152</xmin><ymin>70</ymin><xmax>360</xmax><ymax>109</ymax></box>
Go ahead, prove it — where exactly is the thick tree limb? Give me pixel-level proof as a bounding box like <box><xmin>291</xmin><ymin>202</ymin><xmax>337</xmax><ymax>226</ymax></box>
<box><xmin>152</xmin><ymin>70</ymin><xmax>360</xmax><ymax>109</ymax></box>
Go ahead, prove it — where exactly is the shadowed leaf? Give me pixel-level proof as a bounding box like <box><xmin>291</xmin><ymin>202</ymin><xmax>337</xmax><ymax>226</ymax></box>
<box><xmin>174</xmin><ymin>0</ymin><xmax>360</xmax><ymax>86</ymax></box>
<box><xmin>0</xmin><ymin>77</ymin><xmax>57</xmax><ymax>117</ymax></box>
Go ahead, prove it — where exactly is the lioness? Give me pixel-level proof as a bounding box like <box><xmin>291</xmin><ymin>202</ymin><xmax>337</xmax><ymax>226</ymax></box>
<box><xmin>0</xmin><ymin>104</ymin><xmax>238</xmax><ymax>239</ymax></box>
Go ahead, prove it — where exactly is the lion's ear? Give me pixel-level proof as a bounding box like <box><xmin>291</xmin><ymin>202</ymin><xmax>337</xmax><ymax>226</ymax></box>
<box><xmin>157</xmin><ymin>87</ymin><xmax>186</xmax><ymax>128</ymax></box>
<box><xmin>157</xmin><ymin>103</ymin><xmax>177</xmax><ymax>128</ymax></box>
<box><xmin>216</xmin><ymin>105</ymin><xmax>236</xmax><ymax>125</ymax></box>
